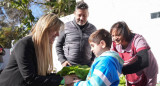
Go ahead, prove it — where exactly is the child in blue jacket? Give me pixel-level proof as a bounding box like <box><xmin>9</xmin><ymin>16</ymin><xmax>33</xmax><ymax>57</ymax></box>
<box><xmin>65</xmin><ymin>29</ymin><xmax>124</xmax><ymax>86</ymax></box>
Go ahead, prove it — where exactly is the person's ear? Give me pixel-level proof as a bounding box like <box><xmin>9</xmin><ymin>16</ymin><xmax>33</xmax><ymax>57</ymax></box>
<box><xmin>100</xmin><ymin>40</ymin><xmax>106</xmax><ymax>48</ymax></box>
<box><xmin>87</xmin><ymin>11</ymin><xmax>89</xmax><ymax>17</ymax></box>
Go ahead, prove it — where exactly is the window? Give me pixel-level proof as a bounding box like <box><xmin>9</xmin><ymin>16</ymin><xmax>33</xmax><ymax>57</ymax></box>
<box><xmin>151</xmin><ymin>11</ymin><xmax>160</xmax><ymax>19</ymax></box>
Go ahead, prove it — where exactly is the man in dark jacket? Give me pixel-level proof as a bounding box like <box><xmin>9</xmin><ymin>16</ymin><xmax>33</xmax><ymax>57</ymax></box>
<box><xmin>56</xmin><ymin>1</ymin><xmax>96</xmax><ymax>67</ymax></box>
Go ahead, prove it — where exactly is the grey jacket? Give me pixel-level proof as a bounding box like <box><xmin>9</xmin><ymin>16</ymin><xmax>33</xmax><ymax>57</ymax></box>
<box><xmin>56</xmin><ymin>19</ymin><xmax>96</xmax><ymax>66</ymax></box>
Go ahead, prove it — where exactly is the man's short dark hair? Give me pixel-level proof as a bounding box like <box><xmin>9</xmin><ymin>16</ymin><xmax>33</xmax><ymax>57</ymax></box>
<box><xmin>76</xmin><ymin>1</ymin><xmax>88</xmax><ymax>10</ymax></box>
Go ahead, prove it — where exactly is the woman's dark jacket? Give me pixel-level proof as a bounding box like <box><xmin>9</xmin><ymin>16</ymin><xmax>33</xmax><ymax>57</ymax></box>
<box><xmin>0</xmin><ymin>36</ymin><xmax>62</xmax><ymax>86</ymax></box>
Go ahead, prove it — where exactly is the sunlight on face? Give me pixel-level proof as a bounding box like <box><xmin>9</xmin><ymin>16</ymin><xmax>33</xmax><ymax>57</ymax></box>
<box><xmin>111</xmin><ymin>29</ymin><xmax>123</xmax><ymax>45</ymax></box>
<box><xmin>74</xmin><ymin>9</ymin><xmax>89</xmax><ymax>26</ymax></box>
<box><xmin>90</xmin><ymin>42</ymin><xmax>103</xmax><ymax>57</ymax></box>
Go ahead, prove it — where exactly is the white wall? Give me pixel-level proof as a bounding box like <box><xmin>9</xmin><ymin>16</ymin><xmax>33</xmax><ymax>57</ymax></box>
<box><xmin>53</xmin><ymin>0</ymin><xmax>160</xmax><ymax>82</ymax></box>
<box><xmin>86</xmin><ymin>0</ymin><xmax>160</xmax><ymax>83</ymax></box>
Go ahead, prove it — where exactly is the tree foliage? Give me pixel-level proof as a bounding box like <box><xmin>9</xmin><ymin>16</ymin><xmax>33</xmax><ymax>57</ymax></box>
<box><xmin>0</xmin><ymin>0</ymin><xmax>76</xmax><ymax>48</ymax></box>
<box><xmin>0</xmin><ymin>26</ymin><xmax>25</xmax><ymax>48</ymax></box>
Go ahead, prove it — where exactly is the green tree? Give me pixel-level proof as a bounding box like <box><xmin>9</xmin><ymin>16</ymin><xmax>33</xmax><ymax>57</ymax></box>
<box><xmin>0</xmin><ymin>27</ymin><xmax>21</xmax><ymax>48</ymax></box>
<box><xmin>46</xmin><ymin>0</ymin><xmax>76</xmax><ymax>17</ymax></box>
<box><xmin>0</xmin><ymin>0</ymin><xmax>76</xmax><ymax>48</ymax></box>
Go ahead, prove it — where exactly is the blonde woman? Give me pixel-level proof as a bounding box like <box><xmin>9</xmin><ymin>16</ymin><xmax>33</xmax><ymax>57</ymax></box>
<box><xmin>0</xmin><ymin>13</ymin><xmax>64</xmax><ymax>86</ymax></box>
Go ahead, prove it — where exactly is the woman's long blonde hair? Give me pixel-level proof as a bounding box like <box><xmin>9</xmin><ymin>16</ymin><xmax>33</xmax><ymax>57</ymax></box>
<box><xmin>30</xmin><ymin>13</ymin><xmax>64</xmax><ymax>76</ymax></box>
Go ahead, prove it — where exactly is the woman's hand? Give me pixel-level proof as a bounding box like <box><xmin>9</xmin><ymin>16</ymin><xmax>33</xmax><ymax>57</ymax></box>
<box><xmin>64</xmin><ymin>75</ymin><xmax>81</xmax><ymax>86</ymax></box>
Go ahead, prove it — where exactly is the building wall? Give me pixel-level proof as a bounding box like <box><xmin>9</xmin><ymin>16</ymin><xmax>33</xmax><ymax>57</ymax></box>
<box><xmin>84</xmin><ymin>0</ymin><xmax>160</xmax><ymax>82</ymax></box>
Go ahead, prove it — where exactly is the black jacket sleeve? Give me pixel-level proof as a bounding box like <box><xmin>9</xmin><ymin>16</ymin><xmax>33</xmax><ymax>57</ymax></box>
<box><xmin>122</xmin><ymin>49</ymin><xmax>149</xmax><ymax>75</ymax></box>
<box><xmin>14</xmin><ymin>38</ymin><xmax>62</xmax><ymax>86</ymax></box>
<box><xmin>56</xmin><ymin>30</ymin><xmax>67</xmax><ymax>64</ymax></box>
<box><xmin>25</xmin><ymin>73</ymin><xmax>62</xmax><ymax>86</ymax></box>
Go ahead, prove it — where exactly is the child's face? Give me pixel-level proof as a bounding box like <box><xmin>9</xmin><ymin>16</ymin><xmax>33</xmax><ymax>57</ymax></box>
<box><xmin>90</xmin><ymin>41</ymin><xmax>103</xmax><ymax>57</ymax></box>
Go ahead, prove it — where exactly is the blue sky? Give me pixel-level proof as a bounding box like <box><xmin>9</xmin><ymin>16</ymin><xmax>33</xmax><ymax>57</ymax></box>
<box><xmin>30</xmin><ymin>1</ymin><xmax>45</xmax><ymax>18</ymax></box>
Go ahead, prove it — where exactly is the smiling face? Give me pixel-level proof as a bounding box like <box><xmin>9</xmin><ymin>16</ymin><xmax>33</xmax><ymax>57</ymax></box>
<box><xmin>111</xmin><ymin>28</ymin><xmax>129</xmax><ymax>48</ymax></box>
<box><xmin>110</xmin><ymin>21</ymin><xmax>133</xmax><ymax>48</ymax></box>
<box><xmin>111</xmin><ymin>29</ymin><xmax>124</xmax><ymax>45</ymax></box>
<box><xmin>74</xmin><ymin>9</ymin><xmax>89</xmax><ymax>26</ymax></box>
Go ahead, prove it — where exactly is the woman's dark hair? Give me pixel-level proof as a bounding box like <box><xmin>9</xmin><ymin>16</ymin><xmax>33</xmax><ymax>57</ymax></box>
<box><xmin>89</xmin><ymin>29</ymin><xmax>112</xmax><ymax>48</ymax></box>
<box><xmin>110</xmin><ymin>21</ymin><xmax>133</xmax><ymax>42</ymax></box>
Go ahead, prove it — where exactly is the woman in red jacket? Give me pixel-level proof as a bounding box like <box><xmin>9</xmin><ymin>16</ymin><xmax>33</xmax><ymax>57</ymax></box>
<box><xmin>110</xmin><ymin>21</ymin><xmax>158</xmax><ymax>86</ymax></box>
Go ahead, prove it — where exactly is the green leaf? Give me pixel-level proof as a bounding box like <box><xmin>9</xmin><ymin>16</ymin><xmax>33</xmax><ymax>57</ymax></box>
<box><xmin>22</xmin><ymin>0</ymin><xmax>28</xmax><ymax>4</ymax></box>
<box><xmin>57</xmin><ymin>65</ymin><xmax>90</xmax><ymax>80</ymax></box>
<box><xmin>118</xmin><ymin>74</ymin><xmax>126</xmax><ymax>86</ymax></box>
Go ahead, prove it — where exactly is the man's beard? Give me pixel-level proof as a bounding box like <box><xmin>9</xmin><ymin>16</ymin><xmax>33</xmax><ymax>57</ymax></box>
<box><xmin>77</xmin><ymin>21</ymin><xmax>85</xmax><ymax>26</ymax></box>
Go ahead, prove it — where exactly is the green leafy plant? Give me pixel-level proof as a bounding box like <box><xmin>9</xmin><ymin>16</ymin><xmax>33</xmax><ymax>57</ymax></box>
<box><xmin>118</xmin><ymin>74</ymin><xmax>126</xmax><ymax>86</ymax></box>
<box><xmin>57</xmin><ymin>65</ymin><xmax>90</xmax><ymax>80</ymax></box>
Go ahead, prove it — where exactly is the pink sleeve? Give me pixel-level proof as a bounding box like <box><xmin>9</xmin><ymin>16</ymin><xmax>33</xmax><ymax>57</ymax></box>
<box><xmin>134</xmin><ymin>35</ymin><xmax>150</xmax><ymax>52</ymax></box>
